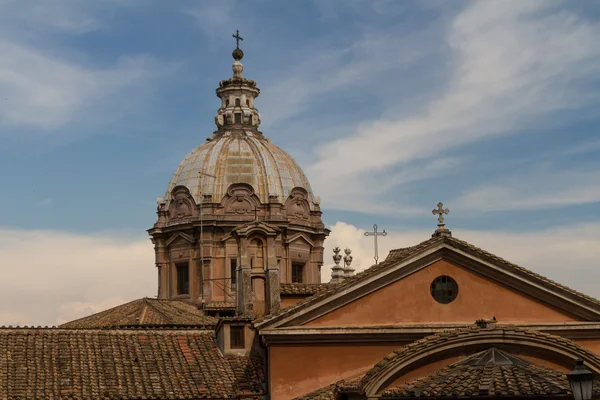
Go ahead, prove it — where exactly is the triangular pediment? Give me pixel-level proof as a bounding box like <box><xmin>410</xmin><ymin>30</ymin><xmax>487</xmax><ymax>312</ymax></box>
<box><xmin>165</xmin><ymin>231</ymin><xmax>195</xmax><ymax>246</ymax></box>
<box><xmin>285</xmin><ymin>232</ymin><xmax>314</xmax><ymax>247</ymax></box>
<box><xmin>256</xmin><ymin>236</ymin><xmax>600</xmax><ymax>329</ymax></box>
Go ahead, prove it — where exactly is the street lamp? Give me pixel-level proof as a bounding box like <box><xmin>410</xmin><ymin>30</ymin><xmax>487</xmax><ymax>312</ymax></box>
<box><xmin>567</xmin><ymin>359</ymin><xmax>594</xmax><ymax>400</ymax></box>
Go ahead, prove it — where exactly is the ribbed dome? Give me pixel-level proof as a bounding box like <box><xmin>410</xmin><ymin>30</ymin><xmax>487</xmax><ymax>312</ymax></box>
<box><xmin>165</xmin><ymin>133</ymin><xmax>316</xmax><ymax>207</ymax></box>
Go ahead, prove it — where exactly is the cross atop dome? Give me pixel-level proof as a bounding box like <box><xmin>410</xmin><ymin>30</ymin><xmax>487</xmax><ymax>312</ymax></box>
<box><xmin>232</xmin><ymin>30</ymin><xmax>244</xmax><ymax>61</ymax></box>
<box><xmin>232</xmin><ymin>30</ymin><xmax>243</xmax><ymax>49</ymax></box>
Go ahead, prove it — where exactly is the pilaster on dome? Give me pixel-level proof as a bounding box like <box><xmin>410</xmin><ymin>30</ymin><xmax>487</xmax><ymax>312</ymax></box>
<box><xmin>214</xmin><ymin>31</ymin><xmax>262</xmax><ymax>133</ymax></box>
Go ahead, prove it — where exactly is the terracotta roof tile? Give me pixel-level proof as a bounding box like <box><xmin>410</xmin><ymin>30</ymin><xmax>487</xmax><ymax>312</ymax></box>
<box><xmin>60</xmin><ymin>298</ymin><xmax>218</xmax><ymax>329</ymax></box>
<box><xmin>361</xmin><ymin>325</ymin><xmax>600</xmax><ymax>389</ymax></box>
<box><xmin>382</xmin><ymin>349</ymin><xmax>572</xmax><ymax>398</ymax></box>
<box><xmin>0</xmin><ymin>327</ymin><xmax>264</xmax><ymax>399</ymax></box>
<box><xmin>280</xmin><ymin>283</ymin><xmax>331</xmax><ymax>295</ymax></box>
<box><xmin>205</xmin><ymin>301</ymin><xmax>236</xmax><ymax>311</ymax></box>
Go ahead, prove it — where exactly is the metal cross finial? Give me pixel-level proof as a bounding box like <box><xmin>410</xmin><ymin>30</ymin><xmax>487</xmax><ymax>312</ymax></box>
<box><xmin>364</xmin><ymin>224</ymin><xmax>387</xmax><ymax>264</ymax></box>
<box><xmin>232</xmin><ymin>30</ymin><xmax>243</xmax><ymax>49</ymax></box>
<box><xmin>432</xmin><ymin>202</ymin><xmax>449</xmax><ymax>228</ymax></box>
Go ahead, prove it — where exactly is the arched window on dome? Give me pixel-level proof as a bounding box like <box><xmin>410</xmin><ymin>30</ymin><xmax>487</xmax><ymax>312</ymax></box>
<box><xmin>246</xmin><ymin>99</ymin><xmax>250</xmax><ymax>106</ymax></box>
<box><xmin>235</xmin><ymin>98</ymin><xmax>241</xmax><ymax>107</ymax></box>
<box><xmin>225</xmin><ymin>98</ymin><xmax>230</xmax><ymax>107</ymax></box>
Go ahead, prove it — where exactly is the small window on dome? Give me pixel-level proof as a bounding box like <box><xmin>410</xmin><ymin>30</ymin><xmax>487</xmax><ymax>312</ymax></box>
<box><xmin>246</xmin><ymin>99</ymin><xmax>250</xmax><ymax>106</ymax></box>
<box><xmin>235</xmin><ymin>98</ymin><xmax>241</xmax><ymax>107</ymax></box>
<box><xmin>430</xmin><ymin>275</ymin><xmax>458</xmax><ymax>304</ymax></box>
<box><xmin>225</xmin><ymin>99</ymin><xmax>230</xmax><ymax>107</ymax></box>
<box><xmin>234</xmin><ymin>113</ymin><xmax>242</xmax><ymax>124</ymax></box>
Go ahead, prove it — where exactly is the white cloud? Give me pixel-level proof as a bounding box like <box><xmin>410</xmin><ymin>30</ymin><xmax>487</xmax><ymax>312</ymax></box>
<box><xmin>0</xmin><ymin>222</ymin><xmax>598</xmax><ymax>326</ymax></box>
<box><xmin>455</xmin><ymin>168</ymin><xmax>600</xmax><ymax>212</ymax></box>
<box><xmin>0</xmin><ymin>41</ymin><xmax>169</xmax><ymax>129</ymax></box>
<box><xmin>0</xmin><ymin>228</ymin><xmax>154</xmax><ymax>326</ymax></box>
<box><xmin>275</xmin><ymin>1</ymin><xmax>600</xmax><ymax>213</ymax></box>
<box><xmin>0</xmin><ymin>0</ymin><xmax>172</xmax><ymax>130</ymax></box>
<box><xmin>322</xmin><ymin>221</ymin><xmax>600</xmax><ymax>301</ymax></box>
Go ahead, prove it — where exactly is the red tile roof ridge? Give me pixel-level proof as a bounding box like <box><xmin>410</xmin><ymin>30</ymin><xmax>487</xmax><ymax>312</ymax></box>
<box><xmin>256</xmin><ymin>234</ymin><xmax>600</xmax><ymax>328</ymax></box>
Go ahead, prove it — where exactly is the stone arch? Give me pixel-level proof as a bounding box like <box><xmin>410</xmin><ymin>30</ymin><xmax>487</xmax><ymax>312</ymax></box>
<box><xmin>362</xmin><ymin>326</ymin><xmax>600</xmax><ymax>396</ymax></box>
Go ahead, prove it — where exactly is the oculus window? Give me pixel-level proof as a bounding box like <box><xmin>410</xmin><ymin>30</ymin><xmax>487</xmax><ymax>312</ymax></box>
<box><xmin>430</xmin><ymin>275</ymin><xmax>458</xmax><ymax>304</ymax></box>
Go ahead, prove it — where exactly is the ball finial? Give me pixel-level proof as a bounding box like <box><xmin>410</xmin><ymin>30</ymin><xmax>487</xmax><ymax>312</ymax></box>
<box><xmin>232</xmin><ymin>47</ymin><xmax>244</xmax><ymax>61</ymax></box>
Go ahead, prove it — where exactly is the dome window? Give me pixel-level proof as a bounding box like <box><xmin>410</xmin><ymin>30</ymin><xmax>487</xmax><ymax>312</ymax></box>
<box><xmin>234</xmin><ymin>113</ymin><xmax>242</xmax><ymax>124</ymax></box>
<box><xmin>246</xmin><ymin>99</ymin><xmax>250</xmax><ymax>106</ymax></box>
<box><xmin>235</xmin><ymin>98</ymin><xmax>241</xmax><ymax>107</ymax></box>
<box><xmin>176</xmin><ymin>263</ymin><xmax>189</xmax><ymax>295</ymax></box>
<box><xmin>292</xmin><ymin>262</ymin><xmax>304</xmax><ymax>283</ymax></box>
<box><xmin>226</xmin><ymin>98</ymin><xmax>230</xmax><ymax>107</ymax></box>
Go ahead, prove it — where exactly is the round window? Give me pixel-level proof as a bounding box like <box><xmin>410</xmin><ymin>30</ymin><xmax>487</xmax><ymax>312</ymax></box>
<box><xmin>430</xmin><ymin>275</ymin><xmax>458</xmax><ymax>304</ymax></box>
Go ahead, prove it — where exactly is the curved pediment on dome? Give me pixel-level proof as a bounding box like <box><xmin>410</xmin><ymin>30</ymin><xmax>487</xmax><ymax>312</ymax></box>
<box><xmin>168</xmin><ymin>186</ymin><xmax>196</xmax><ymax>220</ymax></box>
<box><xmin>221</xmin><ymin>183</ymin><xmax>261</xmax><ymax>216</ymax></box>
<box><xmin>285</xmin><ymin>187</ymin><xmax>311</xmax><ymax>220</ymax></box>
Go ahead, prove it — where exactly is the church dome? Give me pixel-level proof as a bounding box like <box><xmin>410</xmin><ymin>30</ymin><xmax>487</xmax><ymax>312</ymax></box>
<box><xmin>165</xmin><ymin>134</ymin><xmax>316</xmax><ymax>207</ymax></box>
<box><xmin>164</xmin><ymin>45</ymin><xmax>316</xmax><ymax>208</ymax></box>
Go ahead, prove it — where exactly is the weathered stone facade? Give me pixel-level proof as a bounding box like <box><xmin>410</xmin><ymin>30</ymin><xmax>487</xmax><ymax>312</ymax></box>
<box><xmin>148</xmin><ymin>48</ymin><xmax>329</xmax><ymax>318</ymax></box>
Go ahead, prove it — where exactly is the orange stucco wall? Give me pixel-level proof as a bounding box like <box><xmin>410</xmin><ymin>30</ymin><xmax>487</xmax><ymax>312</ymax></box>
<box><xmin>306</xmin><ymin>259</ymin><xmax>579</xmax><ymax>326</ymax></box>
<box><xmin>575</xmin><ymin>339</ymin><xmax>600</xmax><ymax>355</ymax></box>
<box><xmin>269</xmin><ymin>343</ymin><xmax>399</xmax><ymax>400</ymax></box>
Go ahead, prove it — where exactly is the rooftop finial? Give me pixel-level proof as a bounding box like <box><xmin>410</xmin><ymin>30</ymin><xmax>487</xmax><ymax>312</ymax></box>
<box><xmin>232</xmin><ymin>29</ymin><xmax>243</xmax><ymax>49</ymax></box>
<box><xmin>432</xmin><ymin>202</ymin><xmax>451</xmax><ymax>237</ymax></box>
<box><xmin>232</xmin><ymin>30</ymin><xmax>244</xmax><ymax>61</ymax></box>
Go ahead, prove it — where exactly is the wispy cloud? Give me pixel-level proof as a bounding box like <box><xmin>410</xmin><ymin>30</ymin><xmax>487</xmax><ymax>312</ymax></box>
<box><xmin>37</xmin><ymin>198</ymin><xmax>53</xmax><ymax>207</ymax></box>
<box><xmin>0</xmin><ymin>0</ymin><xmax>173</xmax><ymax>131</ymax></box>
<box><xmin>0</xmin><ymin>45</ymin><xmax>168</xmax><ymax>129</ymax></box>
<box><xmin>455</xmin><ymin>167</ymin><xmax>600</xmax><ymax>212</ymax></box>
<box><xmin>257</xmin><ymin>1</ymin><xmax>600</xmax><ymax>214</ymax></box>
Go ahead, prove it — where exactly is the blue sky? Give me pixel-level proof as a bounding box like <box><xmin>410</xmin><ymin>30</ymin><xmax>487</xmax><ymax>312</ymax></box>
<box><xmin>1</xmin><ymin>0</ymin><xmax>600</xmax><ymax>325</ymax></box>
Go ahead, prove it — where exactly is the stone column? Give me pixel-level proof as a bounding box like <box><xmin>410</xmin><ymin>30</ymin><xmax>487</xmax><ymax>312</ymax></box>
<box><xmin>266</xmin><ymin>236</ymin><xmax>280</xmax><ymax>314</ymax></box>
<box><xmin>236</xmin><ymin>237</ymin><xmax>253</xmax><ymax>317</ymax></box>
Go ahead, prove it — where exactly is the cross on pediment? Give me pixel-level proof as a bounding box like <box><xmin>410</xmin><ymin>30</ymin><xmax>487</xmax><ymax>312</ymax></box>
<box><xmin>432</xmin><ymin>202</ymin><xmax>449</xmax><ymax>227</ymax></box>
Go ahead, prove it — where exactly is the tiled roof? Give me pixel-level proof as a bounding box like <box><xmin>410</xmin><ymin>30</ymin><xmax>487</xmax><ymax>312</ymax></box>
<box><xmin>382</xmin><ymin>348</ymin><xmax>571</xmax><ymax>398</ymax></box>
<box><xmin>205</xmin><ymin>301</ymin><xmax>236</xmax><ymax>311</ymax></box>
<box><xmin>361</xmin><ymin>325</ymin><xmax>600</xmax><ymax>392</ymax></box>
<box><xmin>60</xmin><ymin>298</ymin><xmax>218</xmax><ymax>329</ymax></box>
<box><xmin>0</xmin><ymin>327</ymin><xmax>264</xmax><ymax>399</ymax></box>
<box><xmin>280</xmin><ymin>283</ymin><xmax>331</xmax><ymax>295</ymax></box>
<box><xmin>255</xmin><ymin>235</ymin><xmax>600</xmax><ymax>327</ymax></box>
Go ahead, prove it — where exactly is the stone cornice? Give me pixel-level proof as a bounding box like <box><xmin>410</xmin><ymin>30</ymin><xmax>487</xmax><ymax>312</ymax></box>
<box><xmin>259</xmin><ymin>323</ymin><xmax>600</xmax><ymax>345</ymax></box>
